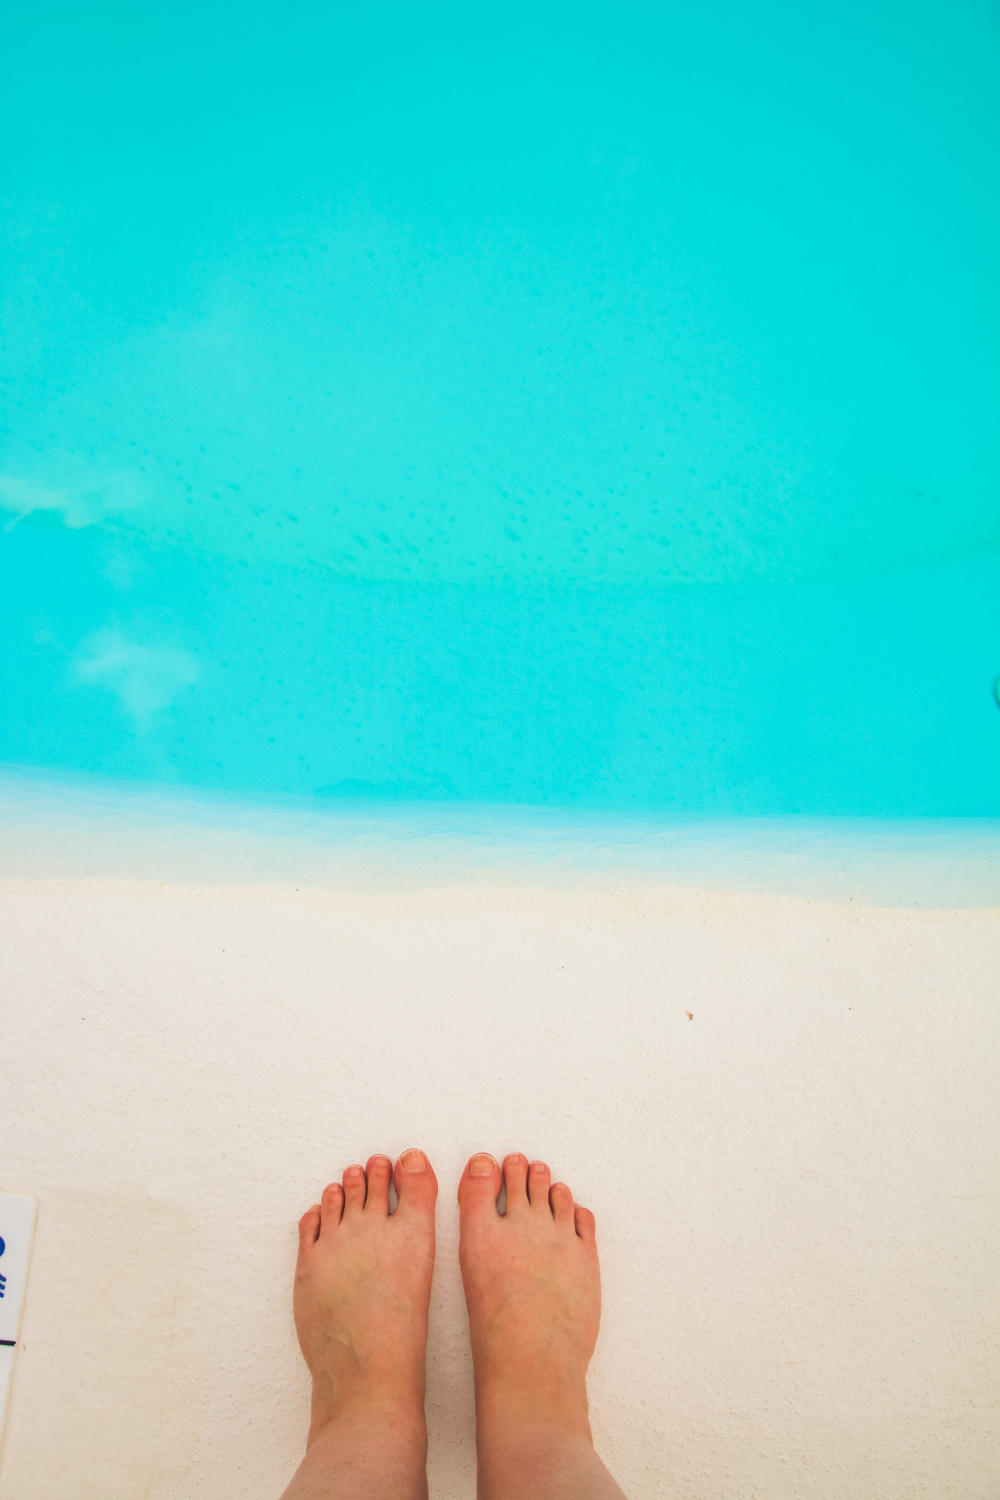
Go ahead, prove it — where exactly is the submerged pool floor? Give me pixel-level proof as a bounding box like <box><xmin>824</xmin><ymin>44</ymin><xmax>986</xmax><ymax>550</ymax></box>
<box><xmin>2</xmin><ymin>2</ymin><xmax>998</xmax><ymax>813</ymax></box>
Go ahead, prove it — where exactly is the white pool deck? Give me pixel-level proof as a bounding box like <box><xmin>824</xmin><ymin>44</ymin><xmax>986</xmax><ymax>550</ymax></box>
<box><xmin>1</xmin><ymin>774</ymin><xmax>997</xmax><ymax>1498</ymax></box>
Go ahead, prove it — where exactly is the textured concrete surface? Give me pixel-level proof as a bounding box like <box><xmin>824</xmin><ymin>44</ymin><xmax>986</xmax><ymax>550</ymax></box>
<box><xmin>1</xmin><ymin>877</ymin><xmax>998</xmax><ymax>1498</ymax></box>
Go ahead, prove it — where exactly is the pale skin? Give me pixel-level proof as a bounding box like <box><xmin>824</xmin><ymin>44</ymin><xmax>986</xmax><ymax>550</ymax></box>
<box><xmin>281</xmin><ymin>1149</ymin><xmax>626</xmax><ymax>1500</ymax></box>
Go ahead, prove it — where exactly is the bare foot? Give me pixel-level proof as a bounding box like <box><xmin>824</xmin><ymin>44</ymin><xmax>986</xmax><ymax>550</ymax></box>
<box><xmin>459</xmin><ymin>1152</ymin><xmax>626</xmax><ymax>1499</ymax></box>
<box><xmin>281</xmin><ymin>1149</ymin><xmax>437</xmax><ymax>1500</ymax></box>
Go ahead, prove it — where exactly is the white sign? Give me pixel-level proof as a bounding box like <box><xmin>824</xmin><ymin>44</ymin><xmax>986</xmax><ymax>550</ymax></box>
<box><xmin>0</xmin><ymin>1194</ymin><xmax>37</xmax><ymax>1454</ymax></box>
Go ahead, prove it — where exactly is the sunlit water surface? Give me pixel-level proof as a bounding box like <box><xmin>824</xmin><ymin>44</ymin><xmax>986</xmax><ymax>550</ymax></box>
<box><xmin>2</xmin><ymin>2</ymin><xmax>998</xmax><ymax>820</ymax></box>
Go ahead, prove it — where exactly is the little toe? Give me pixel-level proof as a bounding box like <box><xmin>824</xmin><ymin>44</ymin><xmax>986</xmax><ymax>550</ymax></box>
<box><xmin>502</xmin><ymin>1153</ymin><xmax>530</xmax><ymax>1212</ymax></box>
<box><xmin>364</xmin><ymin>1154</ymin><xmax>393</xmax><ymax>1214</ymax></box>
<box><xmin>297</xmin><ymin>1204</ymin><xmax>321</xmax><ymax>1252</ymax></box>
<box><xmin>549</xmin><ymin>1180</ymin><xmax>576</xmax><ymax>1227</ymax></box>
<box><xmin>342</xmin><ymin>1163</ymin><xmax>367</xmax><ymax>1215</ymax></box>
<box><xmin>527</xmin><ymin>1159</ymin><xmax>552</xmax><ymax>1208</ymax></box>
<box><xmin>574</xmin><ymin>1203</ymin><xmax>597</xmax><ymax>1244</ymax></box>
<box><xmin>458</xmin><ymin>1152</ymin><xmax>502</xmax><ymax>1220</ymax></box>
<box><xmin>393</xmin><ymin>1148</ymin><xmax>438</xmax><ymax>1218</ymax></box>
<box><xmin>319</xmin><ymin>1182</ymin><xmax>344</xmax><ymax>1237</ymax></box>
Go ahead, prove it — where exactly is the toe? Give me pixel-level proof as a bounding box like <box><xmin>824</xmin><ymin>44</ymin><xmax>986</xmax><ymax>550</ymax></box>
<box><xmin>342</xmin><ymin>1163</ymin><xmax>367</xmax><ymax>1215</ymax></box>
<box><xmin>574</xmin><ymin>1203</ymin><xmax>597</xmax><ymax>1244</ymax></box>
<box><xmin>527</xmin><ymin>1159</ymin><xmax>551</xmax><ymax>1209</ymax></box>
<box><xmin>364</xmin><ymin>1155</ymin><xmax>393</xmax><ymax>1215</ymax></box>
<box><xmin>393</xmin><ymin>1148</ymin><xmax>438</xmax><ymax>1218</ymax></box>
<box><xmin>549</xmin><ymin>1180</ymin><xmax>576</xmax><ymax>1227</ymax></box>
<box><xmin>297</xmin><ymin>1204</ymin><xmax>321</xmax><ymax>1252</ymax></box>
<box><xmin>458</xmin><ymin>1152</ymin><xmax>502</xmax><ymax>1220</ymax></box>
<box><xmin>319</xmin><ymin>1182</ymin><xmax>344</xmax><ymax>1237</ymax></box>
<box><xmin>502</xmin><ymin>1153</ymin><xmax>529</xmax><ymax>1212</ymax></box>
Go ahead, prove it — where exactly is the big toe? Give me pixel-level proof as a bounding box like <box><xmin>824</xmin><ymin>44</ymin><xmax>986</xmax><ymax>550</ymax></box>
<box><xmin>458</xmin><ymin>1152</ymin><xmax>502</xmax><ymax>1220</ymax></box>
<box><xmin>393</xmin><ymin>1148</ymin><xmax>438</xmax><ymax>1218</ymax></box>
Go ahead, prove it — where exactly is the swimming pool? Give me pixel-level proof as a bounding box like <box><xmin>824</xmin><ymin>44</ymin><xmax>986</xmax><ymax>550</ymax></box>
<box><xmin>2</xmin><ymin>1</ymin><xmax>998</xmax><ymax>814</ymax></box>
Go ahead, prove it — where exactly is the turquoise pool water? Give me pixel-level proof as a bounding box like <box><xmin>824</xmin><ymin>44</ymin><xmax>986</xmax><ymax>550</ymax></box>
<box><xmin>2</xmin><ymin>1</ymin><xmax>998</xmax><ymax>813</ymax></box>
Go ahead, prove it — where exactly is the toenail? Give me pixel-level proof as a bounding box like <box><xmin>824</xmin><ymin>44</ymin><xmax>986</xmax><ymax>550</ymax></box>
<box><xmin>345</xmin><ymin>1165</ymin><xmax>364</xmax><ymax>1178</ymax></box>
<box><xmin>399</xmin><ymin>1148</ymin><xmax>427</xmax><ymax>1172</ymax></box>
<box><xmin>530</xmin><ymin>1160</ymin><xmax>548</xmax><ymax>1171</ymax></box>
<box><xmin>469</xmin><ymin>1153</ymin><xmax>496</xmax><ymax>1177</ymax></box>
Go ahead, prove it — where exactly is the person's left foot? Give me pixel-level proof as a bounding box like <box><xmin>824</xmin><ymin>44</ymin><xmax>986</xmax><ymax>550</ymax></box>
<box><xmin>293</xmin><ymin>1150</ymin><xmax>438</xmax><ymax>1446</ymax></box>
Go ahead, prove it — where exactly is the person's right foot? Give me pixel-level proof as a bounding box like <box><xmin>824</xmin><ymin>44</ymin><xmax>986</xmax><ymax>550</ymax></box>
<box><xmin>294</xmin><ymin>1149</ymin><xmax>438</xmax><ymax>1446</ymax></box>
<box><xmin>458</xmin><ymin>1152</ymin><xmax>601</xmax><ymax>1440</ymax></box>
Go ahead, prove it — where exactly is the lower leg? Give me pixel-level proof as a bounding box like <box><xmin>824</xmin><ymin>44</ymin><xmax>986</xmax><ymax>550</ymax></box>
<box><xmin>280</xmin><ymin>1150</ymin><xmax>438</xmax><ymax>1500</ymax></box>
<box><xmin>459</xmin><ymin>1152</ymin><xmax>627</xmax><ymax>1500</ymax></box>
<box><xmin>280</xmin><ymin>1408</ymin><xmax>427</xmax><ymax>1500</ymax></box>
<box><xmin>476</xmin><ymin>1430</ymin><xmax>623</xmax><ymax>1500</ymax></box>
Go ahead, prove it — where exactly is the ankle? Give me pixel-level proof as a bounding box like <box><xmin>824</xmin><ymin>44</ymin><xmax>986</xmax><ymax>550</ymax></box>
<box><xmin>475</xmin><ymin>1423</ymin><xmax>602</xmax><ymax>1500</ymax></box>
<box><xmin>308</xmin><ymin>1377</ymin><xmax>427</xmax><ymax>1450</ymax></box>
<box><xmin>475</xmin><ymin>1377</ymin><xmax>592</xmax><ymax>1448</ymax></box>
